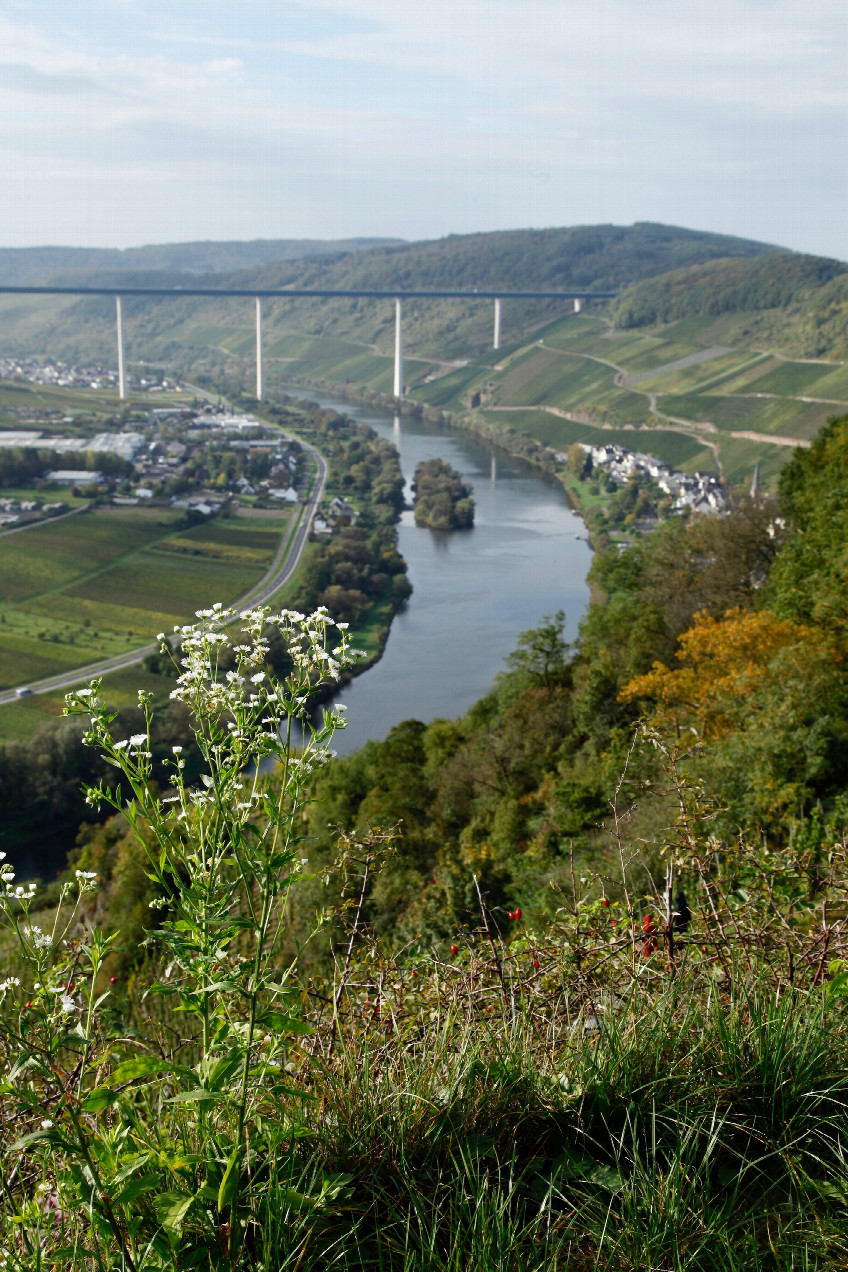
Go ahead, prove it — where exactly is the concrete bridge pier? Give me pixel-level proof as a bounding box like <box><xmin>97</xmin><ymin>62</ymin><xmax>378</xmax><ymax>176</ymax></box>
<box><xmin>573</xmin><ymin>297</ymin><xmax>583</xmax><ymax>314</ymax></box>
<box><xmin>115</xmin><ymin>295</ymin><xmax>126</xmax><ymax>401</ymax></box>
<box><xmin>394</xmin><ymin>298</ymin><xmax>404</xmax><ymax>397</ymax></box>
<box><xmin>255</xmin><ymin>297</ymin><xmax>264</xmax><ymax>401</ymax></box>
<box><xmin>493</xmin><ymin>297</ymin><xmax>501</xmax><ymax>350</ymax></box>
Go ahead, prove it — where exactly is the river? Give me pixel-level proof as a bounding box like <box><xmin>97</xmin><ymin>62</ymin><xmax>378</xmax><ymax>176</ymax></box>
<box><xmin>286</xmin><ymin>391</ymin><xmax>593</xmax><ymax>754</ymax></box>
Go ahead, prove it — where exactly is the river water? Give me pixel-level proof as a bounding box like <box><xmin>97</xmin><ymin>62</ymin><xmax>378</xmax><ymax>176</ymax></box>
<box><xmin>286</xmin><ymin>391</ymin><xmax>592</xmax><ymax>754</ymax></box>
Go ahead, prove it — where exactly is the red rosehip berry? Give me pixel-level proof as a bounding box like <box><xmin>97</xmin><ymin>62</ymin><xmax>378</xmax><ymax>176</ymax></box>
<box><xmin>411</xmin><ymin>971</ymin><xmax>417</xmax><ymax>978</ymax></box>
<box><xmin>508</xmin><ymin>912</ymin><xmax>514</xmax><ymax>921</ymax></box>
<box><xmin>450</xmin><ymin>945</ymin><xmax>458</xmax><ymax>955</ymax></box>
<box><xmin>602</xmin><ymin>898</ymin><xmax>609</xmax><ymax>907</ymax></box>
<box><xmin>534</xmin><ymin>961</ymin><xmax>540</xmax><ymax>970</ymax></box>
<box><xmin>66</xmin><ymin>983</ymin><xmax>75</xmax><ymax>993</ymax></box>
<box><xmin>25</xmin><ymin>1001</ymin><xmax>31</xmax><ymax>1009</ymax></box>
<box><xmin>109</xmin><ymin>976</ymin><xmax>118</xmax><ymax>985</ymax></box>
<box><xmin>515</xmin><ymin>907</ymin><xmax>522</xmax><ymax>920</ymax></box>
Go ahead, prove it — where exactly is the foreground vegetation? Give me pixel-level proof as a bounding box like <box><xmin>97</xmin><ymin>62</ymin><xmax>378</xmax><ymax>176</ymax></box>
<box><xmin>2</xmin><ymin>599</ymin><xmax>848</xmax><ymax>1270</ymax></box>
<box><xmin>3</xmin><ymin>407</ymin><xmax>848</xmax><ymax>1266</ymax></box>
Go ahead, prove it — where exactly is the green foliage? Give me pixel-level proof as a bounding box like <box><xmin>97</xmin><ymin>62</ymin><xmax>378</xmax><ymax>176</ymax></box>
<box><xmin>615</xmin><ymin>252</ymin><xmax>848</xmax><ymax>360</ymax></box>
<box><xmin>0</xmin><ymin>604</ymin><xmax>356</xmax><ymax>1269</ymax></box>
<box><xmin>412</xmin><ymin>458</ymin><xmax>475</xmax><ymax>530</ymax></box>
<box><xmin>769</xmin><ymin>412</ymin><xmax>848</xmax><ymax>634</ymax></box>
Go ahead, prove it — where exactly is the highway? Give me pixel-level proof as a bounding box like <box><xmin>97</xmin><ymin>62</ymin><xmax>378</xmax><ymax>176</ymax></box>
<box><xmin>0</xmin><ymin>437</ymin><xmax>327</xmax><ymax>706</ymax></box>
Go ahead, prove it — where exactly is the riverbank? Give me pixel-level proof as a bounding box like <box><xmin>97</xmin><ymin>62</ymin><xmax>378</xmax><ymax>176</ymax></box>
<box><xmin>290</xmin><ymin>391</ymin><xmax>591</xmax><ymax>755</ymax></box>
<box><xmin>276</xmin><ymin>375</ymin><xmax>605</xmax><ymax>545</ymax></box>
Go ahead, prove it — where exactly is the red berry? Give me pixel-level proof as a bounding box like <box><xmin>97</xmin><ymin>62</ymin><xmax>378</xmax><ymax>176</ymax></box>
<box><xmin>534</xmin><ymin>961</ymin><xmax>540</xmax><ymax>970</ymax></box>
<box><xmin>25</xmin><ymin>1001</ymin><xmax>31</xmax><ymax>1009</ymax></box>
<box><xmin>515</xmin><ymin>907</ymin><xmax>522</xmax><ymax>920</ymax></box>
<box><xmin>450</xmin><ymin>945</ymin><xmax>458</xmax><ymax>955</ymax></box>
<box><xmin>109</xmin><ymin>976</ymin><xmax>118</xmax><ymax>985</ymax></box>
<box><xmin>365</xmin><ymin>996</ymin><xmax>370</xmax><ymax>1003</ymax></box>
<box><xmin>602</xmin><ymin>898</ymin><xmax>609</xmax><ymax>907</ymax></box>
<box><xmin>508</xmin><ymin>912</ymin><xmax>514</xmax><ymax>921</ymax></box>
<box><xmin>66</xmin><ymin>983</ymin><xmax>75</xmax><ymax>993</ymax></box>
<box><xmin>411</xmin><ymin>971</ymin><xmax>417</xmax><ymax>978</ymax></box>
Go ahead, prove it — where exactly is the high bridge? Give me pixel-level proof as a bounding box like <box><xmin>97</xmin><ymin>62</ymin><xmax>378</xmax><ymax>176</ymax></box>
<box><xmin>0</xmin><ymin>283</ymin><xmax>618</xmax><ymax>402</ymax></box>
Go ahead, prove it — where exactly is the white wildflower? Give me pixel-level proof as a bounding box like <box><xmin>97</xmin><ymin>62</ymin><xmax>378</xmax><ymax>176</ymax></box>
<box><xmin>40</xmin><ymin>1120</ymin><xmax>53</xmax><ymax>1130</ymax></box>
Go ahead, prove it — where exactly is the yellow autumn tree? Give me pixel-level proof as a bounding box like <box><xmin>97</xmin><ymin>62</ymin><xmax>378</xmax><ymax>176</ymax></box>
<box><xmin>620</xmin><ymin>607</ymin><xmax>822</xmax><ymax>738</ymax></box>
<box><xmin>620</xmin><ymin>608</ymin><xmax>844</xmax><ymax>828</ymax></box>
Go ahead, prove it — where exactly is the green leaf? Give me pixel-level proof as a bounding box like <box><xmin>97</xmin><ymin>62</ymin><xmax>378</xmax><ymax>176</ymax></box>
<box><xmin>261</xmin><ymin>1013</ymin><xmax>315</xmax><ymax>1036</ymax></box>
<box><xmin>824</xmin><ymin>969</ymin><xmax>848</xmax><ymax>1001</ymax></box>
<box><xmin>114</xmin><ymin>1173</ymin><xmax>163</xmax><ymax>1205</ymax></box>
<box><xmin>588</xmin><ymin>1163</ymin><xmax>624</xmax><ymax>1194</ymax></box>
<box><xmin>154</xmin><ymin>1191</ymin><xmax>194</xmax><ymax>1239</ymax></box>
<box><xmin>165</xmin><ymin>1088</ymin><xmax>225</xmax><ymax>1105</ymax></box>
<box><xmin>205</xmin><ymin>1052</ymin><xmax>242</xmax><ymax>1091</ymax></box>
<box><xmin>217</xmin><ymin>1148</ymin><xmax>241</xmax><ymax>1213</ymax></box>
<box><xmin>81</xmin><ymin>1087</ymin><xmax>117</xmax><ymax>1113</ymax></box>
<box><xmin>112</xmin><ymin>1055</ymin><xmax>174</xmax><ymax>1084</ymax></box>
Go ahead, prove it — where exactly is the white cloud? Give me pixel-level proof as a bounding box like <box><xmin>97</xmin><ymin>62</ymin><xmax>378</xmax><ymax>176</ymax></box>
<box><xmin>0</xmin><ymin>3</ymin><xmax>845</xmax><ymax>255</ymax></box>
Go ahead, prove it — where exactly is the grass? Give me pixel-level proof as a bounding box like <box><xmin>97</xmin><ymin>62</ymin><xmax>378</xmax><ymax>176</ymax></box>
<box><xmin>275</xmin><ymin>985</ymin><xmax>848</xmax><ymax>1270</ymax></box>
<box><xmin>0</xmin><ymin>507</ymin><xmax>289</xmax><ymax>692</ymax></box>
<box><xmin>656</xmin><ymin>393</ymin><xmax>831</xmax><ymax>439</ymax></box>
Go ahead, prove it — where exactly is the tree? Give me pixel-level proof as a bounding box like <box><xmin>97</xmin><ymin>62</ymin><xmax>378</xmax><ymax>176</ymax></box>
<box><xmin>566</xmin><ymin>443</ymin><xmax>590</xmax><ymax>479</ymax></box>
<box><xmin>769</xmin><ymin>413</ymin><xmax>848</xmax><ymax>637</ymax></box>
<box><xmin>505</xmin><ymin>611</ymin><xmax>571</xmax><ymax>689</ymax></box>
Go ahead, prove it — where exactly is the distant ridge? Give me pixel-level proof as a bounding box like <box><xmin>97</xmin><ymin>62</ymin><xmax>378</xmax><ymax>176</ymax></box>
<box><xmin>0</xmin><ymin>238</ymin><xmax>404</xmax><ymax>286</ymax></box>
<box><xmin>225</xmin><ymin>222</ymin><xmax>780</xmax><ymax>296</ymax></box>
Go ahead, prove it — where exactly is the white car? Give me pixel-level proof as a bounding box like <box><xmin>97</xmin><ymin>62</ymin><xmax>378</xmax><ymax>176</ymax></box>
<box><xmin>15</xmin><ymin>686</ymin><xmax>32</xmax><ymax>698</ymax></box>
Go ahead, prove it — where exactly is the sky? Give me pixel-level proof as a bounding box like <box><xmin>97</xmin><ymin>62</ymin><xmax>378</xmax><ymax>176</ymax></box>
<box><xmin>2</xmin><ymin>1</ymin><xmax>846</xmax><ymax>258</ymax></box>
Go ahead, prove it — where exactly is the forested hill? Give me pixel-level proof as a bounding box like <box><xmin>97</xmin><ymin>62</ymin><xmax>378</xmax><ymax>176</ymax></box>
<box><xmin>0</xmin><ymin>237</ymin><xmax>402</xmax><ymax>285</ymax></box>
<box><xmin>614</xmin><ymin>251</ymin><xmax>848</xmax><ymax>359</ymax></box>
<box><xmin>230</xmin><ymin>222</ymin><xmax>777</xmax><ymax>295</ymax></box>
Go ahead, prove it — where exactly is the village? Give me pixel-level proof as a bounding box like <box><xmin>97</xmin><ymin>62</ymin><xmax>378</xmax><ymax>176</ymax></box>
<box><xmin>0</xmin><ymin>356</ymin><xmax>176</xmax><ymax>393</ymax></box>
<box><xmin>577</xmin><ymin>440</ymin><xmax>728</xmax><ymax>515</ymax></box>
<box><xmin>0</xmin><ymin>404</ymin><xmax>357</xmax><ymax>533</ymax></box>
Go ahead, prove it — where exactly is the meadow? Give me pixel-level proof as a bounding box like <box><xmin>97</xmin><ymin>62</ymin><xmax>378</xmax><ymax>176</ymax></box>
<box><xmin>0</xmin><ymin>507</ymin><xmax>287</xmax><ymax>695</ymax></box>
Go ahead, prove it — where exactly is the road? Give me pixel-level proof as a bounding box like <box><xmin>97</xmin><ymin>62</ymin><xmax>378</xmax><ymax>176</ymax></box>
<box><xmin>0</xmin><ymin>437</ymin><xmax>327</xmax><ymax>706</ymax></box>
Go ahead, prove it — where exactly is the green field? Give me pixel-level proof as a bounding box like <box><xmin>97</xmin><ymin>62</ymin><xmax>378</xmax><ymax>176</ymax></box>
<box><xmin>0</xmin><ymin>507</ymin><xmax>287</xmax><ymax>691</ymax></box>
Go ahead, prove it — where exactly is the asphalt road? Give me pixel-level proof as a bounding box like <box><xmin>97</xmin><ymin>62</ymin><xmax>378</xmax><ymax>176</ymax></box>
<box><xmin>0</xmin><ymin>438</ymin><xmax>327</xmax><ymax>706</ymax></box>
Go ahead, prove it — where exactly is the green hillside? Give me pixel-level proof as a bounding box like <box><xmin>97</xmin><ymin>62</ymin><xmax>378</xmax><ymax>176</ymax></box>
<box><xmin>0</xmin><ymin>223</ymin><xmax>844</xmax><ymax>489</ymax></box>
<box><xmin>614</xmin><ymin>252</ymin><xmax>848</xmax><ymax>359</ymax></box>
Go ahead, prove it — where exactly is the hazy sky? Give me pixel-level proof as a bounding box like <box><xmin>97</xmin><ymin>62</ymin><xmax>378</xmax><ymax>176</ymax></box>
<box><xmin>2</xmin><ymin>1</ymin><xmax>846</xmax><ymax>257</ymax></box>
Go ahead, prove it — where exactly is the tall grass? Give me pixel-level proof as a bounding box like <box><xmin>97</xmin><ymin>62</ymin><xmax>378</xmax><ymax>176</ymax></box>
<box><xmin>246</xmin><ymin>977</ymin><xmax>848</xmax><ymax>1270</ymax></box>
